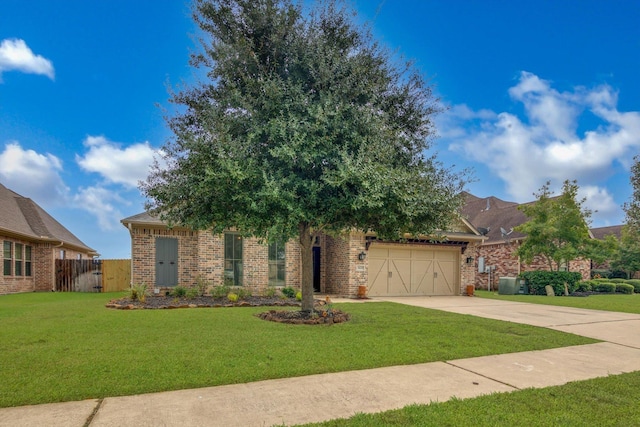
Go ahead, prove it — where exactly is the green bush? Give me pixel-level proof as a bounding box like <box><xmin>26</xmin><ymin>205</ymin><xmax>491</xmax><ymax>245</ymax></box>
<box><xmin>591</xmin><ymin>278</ymin><xmax>611</xmax><ymax>283</ymax></box>
<box><xmin>210</xmin><ymin>285</ymin><xmax>230</xmax><ymax>298</ymax></box>
<box><xmin>616</xmin><ymin>283</ymin><xmax>635</xmax><ymax>294</ymax></box>
<box><xmin>593</xmin><ymin>282</ymin><xmax>616</xmax><ymax>293</ymax></box>
<box><xmin>575</xmin><ymin>281</ymin><xmax>593</xmax><ymax>292</ymax></box>
<box><xmin>170</xmin><ymin>285</ymin><xmax>188</xmax><ymax>298</ymax></box>
<box><xmin>127</xmin><ymin>283</ymin><xmax>148</xmax><ymax>303</ymax></box>
<box><xmin>263</xmin><ymin>287</ymin><xmax>277</xmax><ymax>298</ymax></box>
<box><xmin>185</xmin><ymin>286</ymin><xmax>200</xmax><ymax>299</ymax></box>
<box><xmin>227</xmin><ymin>292</ymin><xmax>239</xmax><ymax>302</ymax></box>
<box><xmin>295</xmin><ymin>291</ymin><xmax>302</xmax><ymax>301</ymax></box>
<box><xmin>519</xmin><ymin>271</ymin><xmax>582</xmax><ymax>295</ymax></box>
<box><xmin>610</xmin><ymin>278</ymin><xmax>627</xmax><ymax>284</ymax></box>
<box><xmin>625</xmin><ymin>279</ymin><xmax>640</xmax><ymax>293</ymax></box>
<box><xmin>234</xmin><ymin>287</ymin><xmax>252</xmax><ymax>300</ymax></box>
<box><xmin>590</xmin><ymin>269</ymin><xmax>611</xmax><ymax>279</ymax></box>
<box><xmin>281</xmin><ymin>286</ymin><xmax>296</xmax><ymax>298</ymax></box>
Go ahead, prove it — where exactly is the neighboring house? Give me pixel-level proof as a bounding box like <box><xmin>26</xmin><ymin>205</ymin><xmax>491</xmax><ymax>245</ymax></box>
<box><xmin>590</xmin><ymin>225</ymin><xmax>624</xmax><ymax>275</ymax></box>
<box><xmin>462</xmin><ymin>192</ymin><xmax>591</xmax><ymax>290</ymax></box>
<box><xmin>0</xmin><ymin>183</ymin><xmax>97</xmax><ymax>294</ymax></box>
<box><xmin>121</xmin><ymin>212</ymin><xmax>484</xmax><ymax>298</ymax></box>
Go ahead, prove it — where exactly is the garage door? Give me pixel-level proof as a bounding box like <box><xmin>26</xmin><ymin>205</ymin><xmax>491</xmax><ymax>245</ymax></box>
<box><xmin>367</xmin><ymin>246</ymin><xmax>459</xmax><ymax>296</ymax></box>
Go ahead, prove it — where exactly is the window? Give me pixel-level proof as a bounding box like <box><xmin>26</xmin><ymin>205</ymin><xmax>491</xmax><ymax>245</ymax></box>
<box><xmin>25</xmin><ymin>246</ymin><xmax>32</xmax><ymax>277</ymax></box>
<box><xmin>14</xmin><ymin>243</ymin><xmax>23</xmax><ymax>276</ymax></box>
<box><xmin>3</xmin><ymin>241</ymin><xmax>11</xmax><ymax>276</ymax></box>
<box><xmin>268</xmin><ymin>241</ymin><xmax>286</xmax><ymax>286</ymax></box>
<box><xmin>60</xmin><ymin>250</ymin><xmax>66</xmax><ymax>260</ymax></box>
<box><xmin>224</xmin><ymin>233</ymin><xmax>243</xmax><ymax>286</ymax></box>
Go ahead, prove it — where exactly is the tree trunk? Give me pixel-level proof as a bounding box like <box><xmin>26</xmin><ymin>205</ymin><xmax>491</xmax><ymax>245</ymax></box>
<box><xmin>298</xmin><ymin>222</ymin><xmax>315</xmax><ymax>313</ymax></box>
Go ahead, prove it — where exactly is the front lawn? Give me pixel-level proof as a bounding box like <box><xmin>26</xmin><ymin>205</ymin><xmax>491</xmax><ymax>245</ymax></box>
<box><xmin>0</xmin><ymin>292</ymin><xmax>595</xmax><ymax>407</ymax></box>
<box><xmin>476</xmin><ymin>290</ymin><xmax>640</xmax><ymax>314</ymax></box>
<box><xmin>300</xmin><ymin>371</ymin><xmax>640</xmax><ymax>426</ymax></box>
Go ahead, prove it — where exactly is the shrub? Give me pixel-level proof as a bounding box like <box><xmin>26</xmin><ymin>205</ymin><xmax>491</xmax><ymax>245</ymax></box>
<box><xmin>593</xmin><ymin>282</ymin><xmax>616</xmax><ymax>293</ymax></box>
<box><xmin>210</xmin><ymin>285</ymin><xmax>230</xmax><ymax>298</ymax></box>
<box><xmin>519</xmin><ymin>271</ymin><xmax>582</xmax><ymax>295</ymax></box>
<box><xmin>610</xmin><ymin>278</ymin><xmax>627</xmax><ymax>284</ymax></box>
<box><xmin>235</xmin><ymin>287</ymin><xmax>252</xmax><ymax>300</ymax></box>
<box><xmin>194</xmin><ymin>275</ymin><xmax>209</xmax><ymax>296</ymax></box>
<box><xmin>296</xmin><ymin>291</ymin><xmax>302</xmax><ymax>301</ymax></box>
<box><xmin>625</xmin><ymin>279</ymin><xmax>640</xmax><ymax>293</ymax></box>
<box><xmin>616</xmin><ymin>283</ymin><xmax>635</xmax><ymax>294</ymax></box>
<box><xmin>171</xmin><ymin>285</ymin><xmax>188</xmax><ymax>298</ymax></box>
<box><xmin>281</xmin><ymin>286</ymin><xmax>296</xmax><ymax>298</ymax></box>
<box><xmin>574</xmin><ymin>281</ymin><xmax>593</xmax><ymax>292</ymax></box>
<box><xmin>263</xmin><ymin>287</ymin><xmax>277</xmax><ymax>298</ymax></box>
<box><xmin>227</xmin><ymin>292</ymin><xmax>239</xmax><ymax>302</ymax></box>
<box><xmin>590</xmin><ymin>269</ymin><xmax>611</xmax><ymax>279</ymax></box>
<box><xmin>185</xmin><ymin>286</ymin><xmax>200</xmax><ymax>299</ymax></box>
<box><xmin>128</xmin><ymin>283</ymin><xmax>148</xmax><ymax>303</ymax></box>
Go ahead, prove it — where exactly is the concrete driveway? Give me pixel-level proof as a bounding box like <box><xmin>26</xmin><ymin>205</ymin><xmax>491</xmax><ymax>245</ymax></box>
<box><xmin>377</xmin><ymin>296</ymin><xmax>640</xmax><ymax>348</ymax></box>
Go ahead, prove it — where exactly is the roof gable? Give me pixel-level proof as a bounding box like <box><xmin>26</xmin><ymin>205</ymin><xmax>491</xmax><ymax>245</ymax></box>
<box><xmin>0</xmin><ymin>182</ymin><xmax>95</xmax><ymax>253</ymax></box>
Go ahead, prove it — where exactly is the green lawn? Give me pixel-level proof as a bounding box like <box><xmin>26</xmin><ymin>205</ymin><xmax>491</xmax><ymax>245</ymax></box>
<box><xmin>299</xmin><ymin>371</ymin><xmax>640</xmax><ymax>427</ymax></box>
<box><xmin>0</xmin><ymin>292</ymin><xmax>595</xmax><ymax>408</ymax></box>
<box><xmin>476</xmin><ymin>290</ymin><xmax>640</xmax><ymax>314</ymax></box>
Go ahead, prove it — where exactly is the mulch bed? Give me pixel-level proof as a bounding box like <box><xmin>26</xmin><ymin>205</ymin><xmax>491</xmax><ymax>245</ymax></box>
<box><xmin>106</xmin><ymin>295</ymin><xmax>351</xmax><ymax>325</ymax></box>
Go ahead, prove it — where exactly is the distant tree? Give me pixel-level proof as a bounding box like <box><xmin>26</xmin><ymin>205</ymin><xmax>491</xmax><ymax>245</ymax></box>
<box><xmin>624</xmin><ymin>156</ymin><xmax>640</xmax><ymax>231</ymax></box>
<box><xmin>515</xmin><ymin>180</ymin><xmax>592</xmax><ymax>271</ymax></box>
<box><xmin>613</xmin><ymin>156</ymin><xmax>640</xmax><ymax>277</ymax></box>
<box><xmin>142</xmin><ymin>0</ymin><xmax>465</xmax><ymax>312</ymax></box>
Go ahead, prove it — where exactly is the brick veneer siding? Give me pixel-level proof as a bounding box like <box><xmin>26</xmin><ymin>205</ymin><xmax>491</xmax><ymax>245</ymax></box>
<box><xmin>474</xmin><ymin>241</ymin><xmax>591</xmax><ymax>290</ymax></box>
<box><xmin>129</xmin><ymin>225</ymin><xmax>303</xmax><ymax>294</ymax></box>
<box><xmin>324</xmin><ymin>233</ymin><xmax>368</xmax><ymax>296</ymax></box>
<box><xmin>1</xmin><ymin>237</ymin><xmax>93</xmax><ymax>294</ymax></box>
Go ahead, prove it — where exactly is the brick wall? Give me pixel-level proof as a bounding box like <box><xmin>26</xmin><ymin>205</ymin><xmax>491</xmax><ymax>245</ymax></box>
<box><xmin>474</xmin><ymin>241</ymin><xmax>591</xmax><ymax>290</ymax></box>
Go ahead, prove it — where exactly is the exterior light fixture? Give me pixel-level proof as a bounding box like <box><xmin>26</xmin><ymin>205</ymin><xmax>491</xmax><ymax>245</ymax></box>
<box><xmin>358</xmin><ymin>251</ymin><xmax>367</xmax><ymax>261</ymax></box>
<box><xmin>466</xmin><ymin>256</ymin><xmax>473</xmax><ymax>264</ymax></box>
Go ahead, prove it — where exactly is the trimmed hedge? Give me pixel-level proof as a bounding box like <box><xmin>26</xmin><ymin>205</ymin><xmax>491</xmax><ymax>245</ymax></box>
<box><xmin>626</xmin><ymin>279</ymin><xmax>640</xmax><ymax>293</ymax></box>
<box><xmin>616</xmin><ymin>283</ymin><xmax>635</xmax><ymax>294</ymax></box>
<box><xmin>575</xmin><ymin>281</ymin><xmax>594</xmax><ymax>292</ymax></box>
<box><xmin>610</xmin><ymin>278</ymin><xmax>627</xmax><ymax>284</ymax></box>
<box><xmin>593</xmin><ymin>282</ymin><xmax>616</xmax><ymax>293</ymax></box>
<box><xmin>519</xmin><ymin>271</ymin><xmax>583</xmax><ymax>296</ymax></box>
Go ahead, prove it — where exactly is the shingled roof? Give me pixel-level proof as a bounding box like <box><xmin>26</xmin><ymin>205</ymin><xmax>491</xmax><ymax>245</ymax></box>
<box><xmin>461</xmin><ymin>192</ymin><xmax>528</xmax><ymax>244</ymax></box>
<box><xmin>0</xmin><ymin>182</ymin><xmax>96</xmax><ymax>254</ymax></box>
<box><xmin>590</xmin><ymin>225</ymin><xmax>623</xmax><ymax>240</ymax></box>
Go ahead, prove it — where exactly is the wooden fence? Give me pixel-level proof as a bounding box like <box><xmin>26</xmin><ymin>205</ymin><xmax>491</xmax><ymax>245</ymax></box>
<box><xmin>55</xmin><ymin>259</ymin><xmax>131</xmax><ymax>292</ymax></box>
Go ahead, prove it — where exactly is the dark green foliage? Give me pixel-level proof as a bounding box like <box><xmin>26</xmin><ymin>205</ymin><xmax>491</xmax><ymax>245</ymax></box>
<box><xmin>210</xmin><ymin>285</ymin><xmax>231</xmax><ymax>298</ymax></box>
<box><xmin>590</xmin><ymin>269</ymin><xmax>612</xmax><ymax>279</ymax></box>
<box><xmin>171</xmin><ymin>285</ymin><xmax>188</xmax><ymax>297</ymax></box>
<box><xmin>615</xmin><ymin>283</ymin><xmax>634</xmax><ymax>294</ymax></box>
<box><xmin>609</xmin><ymin>278</ymin><xmax>627</xmax><ymax>283</ymax></box>
<box><xmin>626</xmin><ymin>279</ymin><xmax>640</xmax><ymax>293</ymax></box>
<box><xmin>141</xmin><ymin>0</ymin><xmax>466</xmax><ymax>312</ymax></box>
<box><xmin>519</xmin><ymin>271</ymin><xmax>582</xmax><ymax>295</ymax></box>
<box><xmin>593</xmin><ymin>282</ymin><xmax>616</xmax><ymax>293</ymax></box>
<box><xmin>281</xmin><ymin>286</ymin><xmax>296</xmax><ymax>298</ymax></box>
<box><xmin>575</xmin><ymin>281</ymin><xmax>594</xmax><ymax>292</ymax></box>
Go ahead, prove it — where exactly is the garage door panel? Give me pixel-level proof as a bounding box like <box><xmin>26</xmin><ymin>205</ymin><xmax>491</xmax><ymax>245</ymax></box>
<box><xmin>368</xmin><ymin>246</ymin><xmax>459</xmax><ymax>296</ymax></box>
<box><xmin>367</xmin><ymin>258</ymin><xmax>388</xmax><ymax>297</ymax></box>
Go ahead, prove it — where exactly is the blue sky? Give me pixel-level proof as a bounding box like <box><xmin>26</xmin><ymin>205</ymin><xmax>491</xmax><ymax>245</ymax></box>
<box><xmin>1</xmin><ymin>1</ymin><xmax>639</xmax><ymax>259</ymax></box>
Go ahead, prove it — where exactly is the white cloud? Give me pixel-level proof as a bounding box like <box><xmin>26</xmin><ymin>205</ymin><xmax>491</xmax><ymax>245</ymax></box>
<box><xmin>76</xmin><ymin>135</ymin><xmax>158</xmax><ymax>188</ymax></box>
<box><xmin>73</xmin><ymin>186</ymin><xmax>126</xmax><ymax>231</ymax></box>
<box><xmin>579</xmin><ymin>186</ymin><xmax>621</xmax><ymax>226</ymax></box>
<box><xmin>443</xmin><ymin>72</ymin><xmax>640</xmax><ymax>213</ymax></box>
<box><xmin>0</xmin><ymin>142</ymin><xmax>69</xmax><ymax>206</ymax></box>
<box><xmin>0</xmin><ymin>38</ymin><xmax>54</xmax><ymax>81</ymax></box>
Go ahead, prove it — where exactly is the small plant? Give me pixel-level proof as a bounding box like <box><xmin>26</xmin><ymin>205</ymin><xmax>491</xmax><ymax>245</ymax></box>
<box><xmin>171</xmin><ymin>285</ymin><xmax>188</xmax><ymax>298</ymax></box>
<box><xmin>615</xmin><ymin>283</ymin><xmax>634</xmax><ymax>295</ymax></box>
<box><xmin>195</xmin><ymin>275</ymin><xmax>210</xmax><ymax>296</ymax></box>
<box><xmin>185</xmin><ymin>286</ymin><xmax>200</xmax><ymax>299</ymax></box>
<box><xmin>263</xmin><ymin>287</ymin><xmax>277</xmax><ymax>298</ymax></box>
<box><xmin>575</xmin><ymin>281</ymin><xmax>594</xmax><ymax>292</ymax></box>
<box><xmin>128</xmin><ymin>283</ymin><xmax>148</xmax><ymax>303</ymax></box>
<box><xmin>210</xmin><ymin>285</ymin><xmax>230</xmax><ymax>298</ymax></box>
<box><xmin>233</xmin><ymin>287</ymin><xmax>252</xmax><ymax>300</ymax></box>
<box><xmin>281</xmin><ymin>286</ymin><xmax>296</xmax><ymax>298</ymax></box>
<box><xmin>296</xmin><ymin>291</ymin><xmax>302</xmax><ymax>301</ymax></box>
<box><xmin>227</xmin><ymin>292</ymin><xmax>239</xmax><ymax>302</ymax></box>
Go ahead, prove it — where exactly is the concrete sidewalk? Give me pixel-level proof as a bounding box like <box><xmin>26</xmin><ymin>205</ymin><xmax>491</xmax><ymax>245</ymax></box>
<box><xmin>2</xmin><ymin>297</ymin><xmax>640</xmax><ymax>427</ymax></box>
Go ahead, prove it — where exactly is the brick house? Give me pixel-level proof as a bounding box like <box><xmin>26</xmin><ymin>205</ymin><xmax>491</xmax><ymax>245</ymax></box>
<box><xmin>121</xmin><ymin>212</ymin><xmax>484</xmax><ymax>297</ymax></box>
<box><xmin>0</xmin><ymin>183</ymin><xmax>97</xmax><ymax>294</ymax></box>
<box><xmin>462</xmin><ymin>192</ymin><xmax>591</xmax><ymax>290</ymax></box>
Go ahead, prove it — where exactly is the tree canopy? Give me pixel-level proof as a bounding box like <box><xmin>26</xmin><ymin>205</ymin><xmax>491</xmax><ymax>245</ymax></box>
<box><xmin>515</xmin><ymin>180</ymin><xmax>592</xmax><ymax>271</ymax></box>
<box><xmin>142</xmin><ymin>0</ymin><xmax>465</xmax><ymax>311</ymax></box>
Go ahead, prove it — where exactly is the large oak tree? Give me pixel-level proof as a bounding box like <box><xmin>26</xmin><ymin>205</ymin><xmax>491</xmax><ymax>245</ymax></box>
<box><xmin>142</xmin><ymin>0</ymin><xmax>465</xmax><ymax>312</ymax></box>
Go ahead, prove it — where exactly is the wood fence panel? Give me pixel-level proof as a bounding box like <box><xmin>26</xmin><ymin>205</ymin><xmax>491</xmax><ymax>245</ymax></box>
<box><xmin>101</xmin><ymin>259</ymin><xmax>131</xmax><ymax>292</ymax></box>
<box><xmin>55</xmin><ymin>259</ymin><xmax>102</xmax><ymax>292</ymax></box>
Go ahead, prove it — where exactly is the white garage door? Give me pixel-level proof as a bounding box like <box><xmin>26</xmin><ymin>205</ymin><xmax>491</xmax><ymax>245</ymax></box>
<box><xmin>367</xmin><ymin>246</ymin><xmax>459</xmax><ymax>296</ymax></box>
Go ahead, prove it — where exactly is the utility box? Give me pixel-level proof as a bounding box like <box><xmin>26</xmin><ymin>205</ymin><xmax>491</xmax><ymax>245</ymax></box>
<box><xmin>498</xmin><ymin>277</ymin><xmax>518</xmax><ymax>295</ymax></box>
<box><xmin>517</xmin><ymin>279</ymin><xmax>528</xmax><ymax>294</ymax></box>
